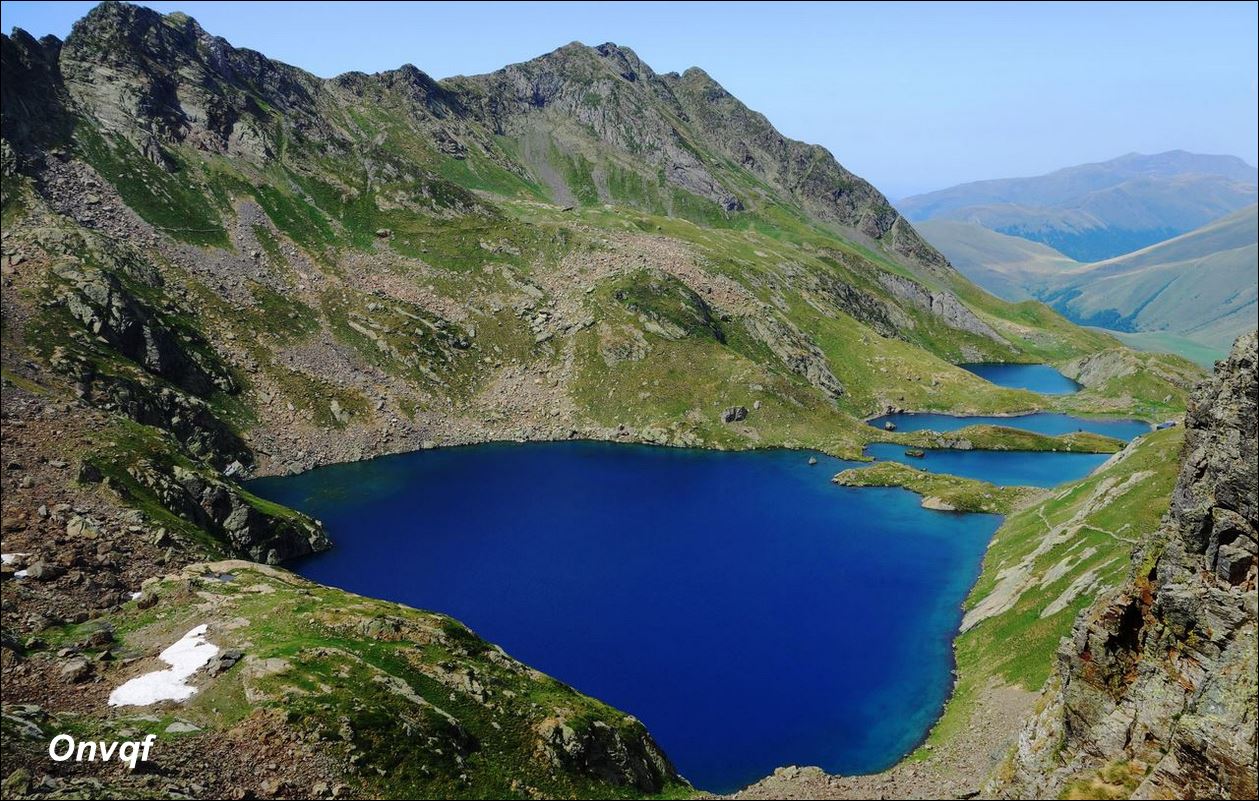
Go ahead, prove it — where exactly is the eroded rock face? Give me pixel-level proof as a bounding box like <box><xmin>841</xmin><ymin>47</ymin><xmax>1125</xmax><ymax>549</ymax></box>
<box><xmin>997</xmin><ymin>331</ymin><xmax>1257</xmax><ymax>800</ymax></box>
<box><xmin>126</xmin><ymin>459</ymin><xmax>331</xmax><ymax>564</ymax></box>
<box><xmin>57</xmin><ymin>2</ymin><xmax>331</xmax><ymax>164</ymax></box>
<box><xmin>745</xmin><ymin>313</ymin><xmax>845</xmax><ymax>400</ymax></box>
<box><xmin>57</xmin><ymin>265</ymin><xmax>236</xmax><ymax>396</ymax></box>
<box><xmin>875</xmin><ymin>272</ymin><xmax>1006</xmax><ymax>344</ymax></box>
<box><xmin>535</xmin><ymin>715</ymin><xmax>678</xmax><ymax>794</ymax></box>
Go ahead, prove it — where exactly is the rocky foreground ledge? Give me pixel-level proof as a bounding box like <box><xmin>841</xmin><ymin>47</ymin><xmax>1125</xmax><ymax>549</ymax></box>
<box><xmin>2</xmin><ymin>558</ymin><xmax>688</xmax><ymax>798</ymax></box>
<box><xmin>996</xmin><ymin>330</ymin><xmax>1257</xmax><ymax>799</ymax></box>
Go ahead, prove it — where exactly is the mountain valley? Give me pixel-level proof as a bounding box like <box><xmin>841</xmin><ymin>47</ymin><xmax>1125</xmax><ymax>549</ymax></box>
<box><xmin>1</xmin><ymin>4</ymin><xmax>1254</xmax><ymax>800</ymax></box>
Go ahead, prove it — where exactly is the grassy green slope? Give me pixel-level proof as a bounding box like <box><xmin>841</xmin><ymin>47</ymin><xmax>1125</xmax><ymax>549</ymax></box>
<box><xmin>26</xmin><ymin>562</ymin><xmax>691</xmax><ymax>799</ymax></box>
<box><xmin>913</xmin><ymin>426</ymin><xmax>1184</xmax><ymax>755</ymax></box>
<box><xmin>916</xmin><ymin>219</ymin><xmax>1079</xmax><ymax>300</ymax></box>
<box><xmin>1045</xmin><ymin>205</ymin><xmax>1257</xmax><ymax>357</ymax></box>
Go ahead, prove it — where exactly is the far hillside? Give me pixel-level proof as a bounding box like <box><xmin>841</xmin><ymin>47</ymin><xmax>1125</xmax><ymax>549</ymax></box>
<box><xmin>922</xmin><ymin>205</ymin><xmax>1258</xmax><ymax>364</ymax></box>
<box><xmin>1041</xmin><ymin>205</ymin><xmax>1258</xmax><ymax>361</ymax></box>
<box><xmin>915</xmin><ymin>219</ymin><xmax>1078</xmax><ymax>300</ymax></box>
<box><xmin>901</xmin><ymin>151</ymin><xmax>1257</xmax><ymax>261</ymax></box>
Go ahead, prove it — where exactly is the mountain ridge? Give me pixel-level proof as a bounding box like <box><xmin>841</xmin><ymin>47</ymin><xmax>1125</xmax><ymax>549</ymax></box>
<box><xmin>4</xmin><ymin>3</ymin><xmax>949</xmax><ymax>282</ymax></box>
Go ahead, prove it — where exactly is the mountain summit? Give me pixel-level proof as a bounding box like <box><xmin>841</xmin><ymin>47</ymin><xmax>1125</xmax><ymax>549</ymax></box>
<box><xmin>4</xmin><ymin>1</ymin><xmax>945</xmax><ymax>277</ymax></box>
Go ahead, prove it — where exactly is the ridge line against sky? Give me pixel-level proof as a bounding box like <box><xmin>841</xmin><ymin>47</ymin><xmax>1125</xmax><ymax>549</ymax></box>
<box><xmin>2</xmin><ymin>0</ymin><xmax>1256</xmax><ymax>199</ymax></box>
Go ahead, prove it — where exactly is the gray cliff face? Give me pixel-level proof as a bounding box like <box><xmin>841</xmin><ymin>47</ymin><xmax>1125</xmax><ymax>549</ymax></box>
<box><xmin>535</xmin><ymin>715</ymin><xmax>678</xmax><ymax>794</ymax></box>
<box><xmin>58</xmin><ymin>264</ymin><xmax>235</xmax><ymax>397</ymax></box>
<box><xmin>745</xmin><ymin>313</ymin><xmax>846</xmax><ymax>400</ymax></box>
<box><xmin>998</xmin><ymin>331</ymin><xmax>1257</xmax><ymax>799</ymax></box>
<box><xmin>56</xmin><ymin>3</ymin><xmax>331</xmax><ymax>165</ymax></box>
<box><xmin>874</xmin><ymin>272</ymin><xmax>1004</xmax><ymax>343</ymax></box>
<box><xmin>124</xmin><ymin>461</ymin><xmax>331</xmax><ymax>564</ymax></box>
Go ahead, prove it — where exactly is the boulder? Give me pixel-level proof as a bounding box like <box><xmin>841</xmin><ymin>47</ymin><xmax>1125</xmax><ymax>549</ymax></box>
<box><xmin>720</xmin><ymin>406</ymin><xmax>748</xmax><ymax>424</ymax></box>
<box><xmin>60</xmin><ymin>657</ymin><xmax>92</xmax><ymax>682</ymax></box>
<box><xmin>24</xmin><ymin>562</ymin><xmax>63</xmax><ymax>581</ymax></box>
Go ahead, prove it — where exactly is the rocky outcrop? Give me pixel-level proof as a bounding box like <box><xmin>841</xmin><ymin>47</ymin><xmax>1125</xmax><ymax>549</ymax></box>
<box><xmin>721</xmin><ymin>405</ymin><xmax>749</xmax><ymax>423</ymax></box>
<box><xmin>40</xmin><ymin>256</ymin><xmax>250</xmax><ymax>467</ymax></box>
<box><xmin>874</xmin><ymin>272</ymin><xmax>1006</xmax><ymax>344</ymax></box>
<box><xmin>535</xmin><ymin>715</ymin><xmax>678</xmax><ymax>794</ymax></box>
<box><xmin>809</xmin><ymin>270</ymin><xmax>908</xmax><ymax>340</ymax></box>
<box><xmin>56</xmin><ymin>2</ymin><xmax>331</xmax><ymax>164</ymax></box>
<box><xmin>56</xmin><ymin>264</ymin><xmax>236</xmax><ymax>396</ymax></box>
<box><xmin>1061</xmin><ymin>346</ymin><xmax>1200</xmax><ymax>391</ymax></box>
<box><xmin>0</xmin><ymin>28</ymin><xmax>73</xmax><ymax>159</ymax></box>
<box><xmin>997</xmin><ymin>331</ymin><xmax>1257</xmax><ymax>799</ymax></box>
<box><xmin>745</xmin><ymin>313</ymin><xmax>845</xmax><ymax>400</ymax></box>
<box><xmin>125</xmin><ymin>458</ymin><xmax>330</xmax><ymax>564</ymax></box>
<box><xmin>79</xmin><ymin>365</ymin><xmax>251</xmax><ymax>469</ymax></box>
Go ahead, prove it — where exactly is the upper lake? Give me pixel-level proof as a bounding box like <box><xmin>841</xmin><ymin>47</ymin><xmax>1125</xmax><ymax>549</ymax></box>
<box><xmin>868</xmin><ymin>411</ymin><xmax>1150</xmax><ymax>441</ymax></box>
<box><xmin>869</xmin><ymin>363</ymin><xmax>1150</xmax><ymax>440</ymax></box>
<box><xmin>864</xmin><ymin>443</ymin><xmax>1109</xmax><ymax>487</ymax></box>
<box><xmin>250</xmin><ymin>441</ymin><xmax>999</xmax><ymax>793</ymax></box>
<box><xmin>960</xmin><ymin>362</ymin><xmax>1083</xmax><ymax>394</ymax></box>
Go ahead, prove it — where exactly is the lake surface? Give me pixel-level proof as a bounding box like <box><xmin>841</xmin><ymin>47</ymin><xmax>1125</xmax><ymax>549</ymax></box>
<box><xmin>250</xmin><ymin>442</ymin><xmax>999</xmax><ymax>793</ymax></box>
<box><xmin>865</xmin><ymin>443</ymin><xmax>1109</xmax><ymax>487</ymax></box>
<box><xmin>867</xmin><ymin>411</ymin><xmax>1150</xmax><ymax>441</ymax></box>
<box><xmin>960</xmin><ymin>362</ymin><xmax>1082</xmax><ymax>394</ymax></box>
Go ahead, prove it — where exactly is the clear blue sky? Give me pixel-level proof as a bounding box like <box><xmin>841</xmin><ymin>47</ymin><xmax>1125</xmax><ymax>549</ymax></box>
<box><xmin>3</xmin><ymin>1</ymin><xmax>1256</xmax><ymax>199</ymax></box>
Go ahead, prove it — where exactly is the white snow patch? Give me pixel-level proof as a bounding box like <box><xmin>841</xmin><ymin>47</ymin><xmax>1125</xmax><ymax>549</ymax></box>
<box><xmin>130</xmin><ymin>591</ymin><xmax>143</xmax><ymax>601</ymax></box>
<box><xmin>13</xmin><ymin>569</ymin><xmax>28</xmax><ymax>578</ymax></box>
<box><xmin>1</xmin><ymin>553</ymin><xmax>29</xmax><ymax>564</ymax></box>
<box><xmin>108</xmin><ymin>624</ymin><xmax>219</xmax><ymax>706</ymax></box>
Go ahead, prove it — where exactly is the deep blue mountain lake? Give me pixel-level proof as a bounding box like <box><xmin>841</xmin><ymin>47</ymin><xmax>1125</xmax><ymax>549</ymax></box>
<box><xmin>250</xmin><ymin>442</ymin><xmax>1001</xmax><ymax>793</ymax></box>
<box><xmin>960</xmin><ymin>362</ymin><xmax>1083</xmax><ymax>394</ymax></box>
<box><xmin>867</xmin><ymin>411</ymin><xmax>1150</xmax><ymax>441</ymax></box>
<box><xmin>864</xmin><ymin>443</ymin><xmax>1109</xmax><ymax>487</ymax></box>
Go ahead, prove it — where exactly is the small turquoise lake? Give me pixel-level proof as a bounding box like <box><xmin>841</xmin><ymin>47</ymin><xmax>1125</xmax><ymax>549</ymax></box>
<box><xmin>864</xmin><ymin>443</ymin><xmax>1109</xmax><ymax>487</ymax></box>
<box><xmin>251</xmin><ymin>442</ymin><xmax>1000</xmax><ymax>793</ymax></box>
<box><xmin>868</xmin><ymin>411</ymin><xmax>1150</xmax><ymax>441</ymax></box>
<box><xmin>960</xmin><ymin>362</ymin><xmax>1083</xmax><ymax>394</ymax></box>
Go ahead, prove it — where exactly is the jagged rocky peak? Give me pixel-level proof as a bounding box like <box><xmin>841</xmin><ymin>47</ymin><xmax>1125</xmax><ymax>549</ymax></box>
<box><xmin>998</xmin><ymin>330</ymin><xmax>1257</xmax><ymax>799</ymax></box>
<box><xmin>0</xmin><ymin>27</ymin><xmax>71</xmax><ymax>157</ymax></box>
<box><xmin>53</xmin><ymin>0</ymin><xmax>327</xmax><ymax>164</ymax></box>
<box><xmin>6</xmin><ymin>1</ymin><xmax>959</xmax><ymax>283</ymax></box>
<box><xmin>593</xmin><ymin>41</ymin><xmax>655</xmax><ymax>82</ymax></box>
<box><xmin>442</xmin><ymin>37</ymin><xmax>951</xmax><ymax>273</ymax></box>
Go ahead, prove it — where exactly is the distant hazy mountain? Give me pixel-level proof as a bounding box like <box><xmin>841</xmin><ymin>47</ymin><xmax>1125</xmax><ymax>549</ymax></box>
<box><xmin>1040</xmin><ymin>205</ymin><xmax>1257</xmax><ymax>359</ymax></box>
<box><xmin>901</xmin><ymin>151</ymin><xmax>1258</xmax><ymax>261</ymax></box>
<box><xmin>915</xmin><ymin>219</ymin><xmax>1078</xmax><ymax>300</ymax></box>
